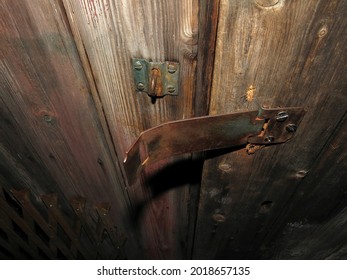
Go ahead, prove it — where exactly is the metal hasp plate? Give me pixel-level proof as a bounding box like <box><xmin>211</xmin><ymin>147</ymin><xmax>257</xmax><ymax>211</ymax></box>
<box><xmin>124</xmin><ymin>107</ymin><xmax>306</xmax><ymax>184</ymax></box>
<box><xmin>132</xmin><ymin>58</ymin><xmax>179</xmax><ymax>97</ymax></box>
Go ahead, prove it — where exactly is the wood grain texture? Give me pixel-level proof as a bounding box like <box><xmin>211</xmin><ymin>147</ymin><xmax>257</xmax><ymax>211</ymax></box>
<box><xmin>63</xmin><ymin>0</ymin><xmax>199</xmax><ymax>258</ymax></box>
<box><xmin>193</xmin><ymin>0</ymin><xmax>347</xmax><ymax>259</ymax></box>
<box><xmin>269</xmin><ymin>207</ymin><xmax>347</xmax><ymax>259</ymax></box>
<box><xmin>64</xmin><ymin>0</ymin><xmax>198</xmax><ymax>150</ymax></box>
<box><xmin>2</xmin><ymin>0</ymin><xmax>346</xmax><ymax>260</ymax></box>
<box><xmin>0</xmin><ymin>0</ymin><xmax>136</xmax><ymax>257</ymax></box>
<box><xmin>262</xmin><ymin>112</ymin><xmax>347</xmax><ymax>259</ymax></box>
<box><xmin>195</xmin><ymin>0</ymin><xmax>220</xmax><ymax>116</ymax></box>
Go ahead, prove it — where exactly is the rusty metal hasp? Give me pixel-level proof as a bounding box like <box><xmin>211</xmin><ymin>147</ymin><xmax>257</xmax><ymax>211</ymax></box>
<box><xmin>132</xmin><ymin>58</ymin><xmax>179</xmax><ymax>98</ymax></box>
<box><xmin>124</xmin><ymin>107</ymin><xmax>306</xmax><ymax>184</ymax></box>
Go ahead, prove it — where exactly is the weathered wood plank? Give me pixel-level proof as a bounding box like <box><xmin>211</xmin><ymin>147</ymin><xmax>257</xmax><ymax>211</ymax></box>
<box><xmin>63</xmin><ymin>0</ymin><xmax>199</xmax><ymax>258</ymax></box>
<box><xmin>195</xmin><ymin>0</ymin><xmax>221</xmax><ymax>116</ymax></box>
<box><xmin>0</xmin><ymin>103</ymin><xmax>65</xmax><ymax>199</ymax></box>
<box><xmin>260</xmin><ymin>112</ymin><xmax>347</xmax><ymax>259</ymax></box>
<box><xmin>194</xmin><ymin>0</ymin><xmax>347</xmax><ymax>259</ymax></box>
<box><xmin>268</xmin><ymin>207</ymin><xmax>347</xmax><ymax>259</ymax></box>
<box><xmin>0</xmin><ymin>0</ymin><xmax>136</xmax><ymax>257</ymax></box>
<box><xmin>64</xmin><ymin>0</ymin><xmax>198</xmax><ymax>150</ymax></box>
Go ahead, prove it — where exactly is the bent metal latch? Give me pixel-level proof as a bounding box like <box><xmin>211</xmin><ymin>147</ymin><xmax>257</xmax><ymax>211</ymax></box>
<box><xmin>124</xmin><ymin>107</ymin><xmax>306</xmax><ymax>184</ymax></box>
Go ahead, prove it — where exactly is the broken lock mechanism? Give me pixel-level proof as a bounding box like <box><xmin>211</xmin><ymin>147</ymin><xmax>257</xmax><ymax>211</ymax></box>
<box><xmin>123</xmin><ymin>107</ymin><xmax>306</xmax><ymax>185</ymax></box>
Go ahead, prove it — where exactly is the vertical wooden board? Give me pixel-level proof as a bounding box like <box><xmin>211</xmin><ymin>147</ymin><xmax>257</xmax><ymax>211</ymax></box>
<box><xmin>277</xmin><ymin>112</ymin><xmax>347</xmax><ymax>225</ymax></box>
<box><xmin>261</xmin><ymin>113</ymin><xmax>347</xmax><ymax>259</ymax></box>
<box><xmin>0</xmin><ymin>0</ymin><xmax>136</xmax><ymax>257</ymax></box>
<box><xmin>194</xmin><ymin>0</ymin><xmax>347</xmax><ymax>259</ymax></box>
<box><xmin>63</xmin><ymin>0</ymin><xmax>199</xmax><ymax>258</ymax></box>
<box><xmin>268</xmin><ymin>207</ymin><xmax>347</xmax><ymax>259</ymax></box>
<box><xmin>64</xmin><ymin>0</ymin><xmax>198</xmax><ymax>150</ymax></box>
<box><xmin>0</xmin><ymin>101</ymin><xmax>65</xmax><ymax>197</ymax></box>
<box><xmin>195</xmin><ymin>0</ymin><xmax>221</xmax><ymax>117</ymax></box>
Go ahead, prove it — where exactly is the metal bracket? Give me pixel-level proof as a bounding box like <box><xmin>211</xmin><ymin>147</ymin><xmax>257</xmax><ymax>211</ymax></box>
<box><xmin>123</xmin><ymin>107</ymin><xmax>306</xmax><ymax>184</ymax></box>
<box><xmin>132</xmin><ymin>58</ymin><xmax>179</xmax><ymax>98</ymax></box>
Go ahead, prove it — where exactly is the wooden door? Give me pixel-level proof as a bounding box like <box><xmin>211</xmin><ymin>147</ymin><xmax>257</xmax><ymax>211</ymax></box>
<box><xmin>0</xmin><ymin>0</ymin><xmax>346</xmax><ymax>259</ymax></box>
<box><xmin>193</xmin><ymin>0</ymin><xmax>347</xmax><ymax>259</ymax></box>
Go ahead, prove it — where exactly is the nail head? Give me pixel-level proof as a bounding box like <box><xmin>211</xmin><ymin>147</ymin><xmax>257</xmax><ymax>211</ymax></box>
<box><xmin>168</xmin><ymin>64</ymin><xmax>176</xmax><ymax>74</ymax></box>
<box><xmin>276</xmin><ymin>111</ymin><xmax>289</xmax><ymax>122</ymax></box>
<box><xmin>134</xmin><ymin>61</ymin><xmax>143</xmax><ymax>70</ymax></box>
<box><xmin>286</xmin><ymin>123</ymin><xmax>297</xmax><ymax>133</ymax></box>
<box><xmin>137</xmin><ymin>82</ymin><xmax>145</xmax><ymax>91</ymax></box>
<box><xmin>167</xmin><ymin>86</ymin><xmax>175</xmax><ymax>93</ymax></box>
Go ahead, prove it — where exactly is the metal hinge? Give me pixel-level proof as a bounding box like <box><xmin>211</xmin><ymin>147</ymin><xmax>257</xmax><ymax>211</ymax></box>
<box><xmin>132</xmin><ymin>58</ymin><xmax>179</xmax><ymax>98</ymax></box>
<box><xmin>123</xmin><ymin>107</ymin><xmax>306</xmax><ymax>184</ymax></box>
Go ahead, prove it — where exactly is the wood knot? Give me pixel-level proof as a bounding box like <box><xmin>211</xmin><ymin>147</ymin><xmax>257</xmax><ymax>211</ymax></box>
<box><xmin>42</xmin><ymin>114</ymin><xmax>56</xmax><ymax>126</ymax></box>
<box><xmin>212</xmin><ymin>213</ymin><xmax>226</xmax><ymax>223</ymax></box>
<box><xmin>218</xmin><ymin>162</ymin><xmax>232</xmax><ymax>172</ymax></box>
<box><xmin>296</xmin><ymin>170</ymin><xmax>308</xmax><ymax>178</ymax></box>
<box><xmin>260</xmin><ymin>200</ymin><xmax>273</xmax><ymax>213</ymax></box>
<box><xmin>318</xmin><ymin>25</ymin><xmax>328</xmax><ymax>38</ymax></box>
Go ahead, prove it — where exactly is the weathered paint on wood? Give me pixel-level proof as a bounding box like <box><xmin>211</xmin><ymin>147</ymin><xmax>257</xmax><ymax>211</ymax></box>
<box><xmin>193</xmin><ymin>0</ymin><xmax>347</xmax><ymax>259</ymax></box>
<box><xmin>63</xmin><ymin>0</ymin><xmax>199</xmax><ymax>258</ymax></box>
<box><xmin>0</xmin><ymin>0</ymin><xmax>137</xmax><ymax>257</ymax></box>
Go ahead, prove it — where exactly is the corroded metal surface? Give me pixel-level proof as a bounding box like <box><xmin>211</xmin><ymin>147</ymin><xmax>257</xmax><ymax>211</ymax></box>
<box><xmin>132</xmin><ymin>58</ymin><xmax>180</xmax><ymax>97</ymax></box>
<box><xmin>124</xmin><ymin>107</ymin><xmax>306</xmax><ymax>184</ymax></box>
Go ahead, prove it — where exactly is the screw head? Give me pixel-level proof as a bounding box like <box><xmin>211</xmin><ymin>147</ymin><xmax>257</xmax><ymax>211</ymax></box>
<box><xmin>134</xmin><ymin>61</ymin><xmax>143</xmax><ymax>70</ymax></box>
<box><xmin>168</xmin><ymin>64</ymin><xmax>176</xmax><ymax>74</ymax></box>
<box><xmin>264</xmin><ymin>135</ymin><xmax>275</xmax><ymax>143</ymax></box>
<box><xmin>286</xmin><ymin>123</ymin><xmax>297</xmax><ymax>133</ymax></box>
<box><xmin>137</xmin><ymin>82</ymin><xmax>145</xmax><ymax>91</ymax></box>
<box><xmin>167</xmin><ymin>85</ymin><xmax>175</xmax><ymax>93</ymax></box>
<box><xmin>276</xmin><ymin>111</ymin><xmax>289</xmax><ymax>122</ymax></box>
